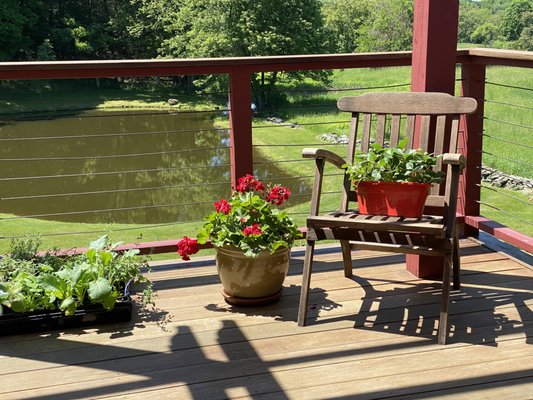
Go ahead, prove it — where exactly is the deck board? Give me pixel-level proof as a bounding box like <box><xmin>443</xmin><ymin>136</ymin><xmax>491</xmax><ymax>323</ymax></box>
<box><xmin>0</xmin><ymin>238</ymin><xmax>532</xmax><ymax>400</ymax></box>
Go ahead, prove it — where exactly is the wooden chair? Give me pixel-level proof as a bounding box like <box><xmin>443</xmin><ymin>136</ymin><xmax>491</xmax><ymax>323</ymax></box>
<box><xmin>297</xmin><ymin>92</ymin><xmax>477</xmax><ymax>345</ymax></box>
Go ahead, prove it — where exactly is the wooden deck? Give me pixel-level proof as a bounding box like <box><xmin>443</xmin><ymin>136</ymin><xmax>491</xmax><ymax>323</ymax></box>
<box><xmin>1</xmin><ymin>236</ymin><xmax>532</xmax><ymax>399</ymax></box>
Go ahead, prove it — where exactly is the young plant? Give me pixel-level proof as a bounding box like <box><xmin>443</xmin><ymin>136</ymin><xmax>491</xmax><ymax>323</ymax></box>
<box><xmin>0</xmin><ymin>235</ymin><xmax>152</xmax><ymax>316</ymax></box>
<box><xmin>344</xmin><ymin>138</ymin><xmax>444</xmax><ymax>184</ymax></box>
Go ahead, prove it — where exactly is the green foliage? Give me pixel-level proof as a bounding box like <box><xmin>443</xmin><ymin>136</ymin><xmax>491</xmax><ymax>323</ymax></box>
<box><xmin>458</xmin><ymin>1</ymin><xmax>493</xmax><ymax>43</ymax></box>
<box><xmin>344</xmin><ymin>139</ymin><xmax>443</xmax><ymax>184</ymax></box>
<box><xmin>158</xmin><ymin>0</ymin><xmax>332</xmax><ymax>108</ymax></box>
<box><xmin>517</xmin><ymin>12</ymin><xmax>533</xmax><ymax>50</ymax></box>
<box><xmin>321</xmin><ymin>0</ymin><xmax>370</xmax><ymax>53</ymax></box>
<box><xmin>357</xmin><ymin>0</ymin><xmax>414</xmax><ymax>52</ymax></box>
<box><xmin>501</xmin><ymin>0</ymin><xmax>532</xmax><ymax>41</ymax></box>
<box><xmin>0</xmin><ymin>235</ymin><xmax>151</xmax><ymax>316</ymax></box>
<box><xmin>471</xmin><ymin>22</ymin><xmax>500</xmax><ymax>44</ymax></box>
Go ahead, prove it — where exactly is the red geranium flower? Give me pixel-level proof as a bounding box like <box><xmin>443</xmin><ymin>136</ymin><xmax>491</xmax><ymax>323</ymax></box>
<box><xmin>242</xmin><ymin>223</ymin><xmax>262</xmax><ymax>236</ymax></box>
<box><xmin>235</xmin><ymin>174</ymin><xmax>264</xmax><ymax>193</ymax></box>
<box><xmin>214</xmin><ymin>199</ymin><xmax>231</xmax><ymax>214</ymax></box>
<box><xmin>177</xmin><ymin>236</ymin><xmax>199</xmax><ymax>261</ymax></box>
<box><xmin>266</xmin><ymin>185</ymin><xmax>291</xmax><ymax>206</ymax></box>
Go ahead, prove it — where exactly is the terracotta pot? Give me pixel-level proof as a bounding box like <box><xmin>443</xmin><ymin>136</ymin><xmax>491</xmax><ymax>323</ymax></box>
<box><xmin>356</xmin><ymin>181</ymin><xmax>431</xmax><ymax>218</ymax></box>
<box><xmin>215</xmin><ymin>246</ymin><xmax>290</xmax><ymax>305</ymax></box>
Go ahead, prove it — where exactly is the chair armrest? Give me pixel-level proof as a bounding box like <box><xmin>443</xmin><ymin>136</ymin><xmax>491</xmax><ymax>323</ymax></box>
<box><xmin>442</xmin><ymin>153</ymin><xmax>466</xmax><ymax>170</ymax></box>
<box><xmin>302</xmin><ymin>148</ymin><xmax>346</xmax><ymax>169</ymax></box>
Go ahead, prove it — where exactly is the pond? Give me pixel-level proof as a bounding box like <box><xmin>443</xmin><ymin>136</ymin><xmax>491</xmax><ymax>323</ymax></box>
<box><xmin>0</xmin><ymin>110</ymin><xmax>309</xmax><ymax>224</ymax></box>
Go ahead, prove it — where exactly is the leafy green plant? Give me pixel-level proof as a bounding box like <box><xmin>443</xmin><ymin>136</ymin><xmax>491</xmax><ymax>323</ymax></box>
<box><xmin>0</xmin><ymin>235</ymin><xmax>151</xmax><ymax>316</ymax></box>
<box><xmin>343</xmin><ymin>139</ymin><xmax>444</xmax><ymax>184</ymax></box>
<box><xmin>9</xmin><ymin>236</ymin><xmax>41</xmax><ymax>261</ymax></box>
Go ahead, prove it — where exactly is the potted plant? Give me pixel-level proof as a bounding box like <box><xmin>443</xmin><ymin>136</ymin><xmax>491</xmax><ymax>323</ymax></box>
<box><xmin>0</xmin><ymin>235</ymin><xmax>152</xmax><ymax>335</ymax></box>
<box><xmin>177</xmin><ymin>175</ymin><xmax>302</xmax><ymax>305</ymax></box>
<box><xmin>343</xmin><ymin>139</ymin><xmax>444</xmax><ymax>218</ymax></box>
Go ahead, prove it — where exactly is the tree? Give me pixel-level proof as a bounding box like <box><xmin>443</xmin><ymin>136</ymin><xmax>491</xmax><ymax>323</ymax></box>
<box><xmin>458</xmin><ymin>1</ymin><xmax>493</xmax><ymax>44</ymax></box>
<box><xmin>517</xmin><ymin>11</ymin><xmax>533</xmax><ymax>50</ymax></box>
<box><xmin>321</xmin><ymin>0</ymin><xmax>370</xmax><ymax>53</ymax></box>
<box><xmin>357</xmin><ymin>0</ymin><xmax>414</xmax><ymax>52</ymax></box>
<box><xmin>470</xmin><ymin>22</ymin><xmax>499</xmax><ymax>44</ymax></box>
<box><xmin>160</xmin><ymin>0</ymin><xmax>332</xmax><ymax>109</ymax></box>
<box><xmin>501</xmin><ymin>0</ymin><xmax>533</xmax><ymax>41</ymax></box>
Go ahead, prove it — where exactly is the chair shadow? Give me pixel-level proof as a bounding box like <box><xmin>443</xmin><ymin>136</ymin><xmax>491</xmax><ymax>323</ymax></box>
<box><xmin>307</xmin><ymin>269</ymin><xmax>532</xmax><ymax>345</ymax></box>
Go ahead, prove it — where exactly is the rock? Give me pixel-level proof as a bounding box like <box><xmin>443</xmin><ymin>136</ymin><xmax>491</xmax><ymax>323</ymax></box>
<box><xmin>167</xmin><ymin>98</ymin><xmax>179</xmax><ymax>106</ymax></box>
<box><xmin>318</xmin><ymin>133</ymin><xmax>349</xmax><ymax>144</ymax></box>
<box><xmin>267</xmin><ymin>117</ymin><xmax>284</xmax><ymax>124</ymax></box>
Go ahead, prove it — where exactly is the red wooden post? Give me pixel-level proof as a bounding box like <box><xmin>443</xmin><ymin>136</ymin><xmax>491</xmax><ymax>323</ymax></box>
<box><xmin>458</xmin><ymin>63</ymin><xmax>486</xmax><ymax>236</ymax></box>
<box><xmin>408</xmin><ymin>0</ymin><xmax>460</xmax><ymax>278</ymax></box>
<box><xmin>228</xmin><ymin>68</ymin><xmax>254</xmax><ymax>186</ymax></box>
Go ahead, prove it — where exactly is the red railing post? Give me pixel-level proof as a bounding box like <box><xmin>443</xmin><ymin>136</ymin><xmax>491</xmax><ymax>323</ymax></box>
<box><xmin>458</xmin><ymin>63</ymin><xmax>486</xmax><ymax>237</ymax></box>
<box><xmin>407</xmin><ymin>0</ymin><xmax>460</xmax><ymax>278</ymax></box>
<box><xmin>228</xmin><ymin>68</ymin><xmax>254</xmax><ymax>186</ymax></box>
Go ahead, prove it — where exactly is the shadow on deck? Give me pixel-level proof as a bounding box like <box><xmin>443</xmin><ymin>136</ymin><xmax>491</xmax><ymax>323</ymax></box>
<box><xmin>0</xmin><ymin>234</ymin><xmax>532</xmax><ymax>399</ymax></box>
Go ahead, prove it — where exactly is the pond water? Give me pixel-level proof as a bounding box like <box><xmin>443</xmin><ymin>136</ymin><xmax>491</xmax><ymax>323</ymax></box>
<box><xmin>0</xmin><ymin>110</ymin><xmax>309</xmax><ymax>224</ymax></box>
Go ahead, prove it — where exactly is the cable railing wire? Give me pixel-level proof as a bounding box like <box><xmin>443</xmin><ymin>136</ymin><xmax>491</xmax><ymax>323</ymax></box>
<box><xmin>0</xmin><ymin>146</ymin><xmax>230</xmax><ymax>162</ymax></box>
<box><xmin>484</xmin><ymin>99</ymin><xmax>533</xmax><ymax>111</ymax></box>
<box><xmin>485</xmin><ymin>81</ymin><xmax>533</xmax><ymax>92</ymax></box>
<box><xmin>482</xmin><ymin>116</ymin><xmax>533</xmax><ymax>131</ymax></box>
<box><xmin>0</xmin><ymin>108</ymin><xmax>228</xmax><ymax>122</ymax></box>
<box><xmin>0</xmin><ymin>163</ymin><xmax>231</xmax><ymax>182</ymax></box>
<box><xmin>253</xmin><ymin>159</ymin><xmax>309</xmax><ymax>165</ymax></box>
<box><xmin>477</xmin><ymin>201</ymin><xmax>533</xmax><ymax>227</ymax></box>
<box><xmin>252</xmin><ymin>120</ymin><xmax>350</xmax><ymax>129</ymax></box>
<box><xmin>482</xmin><ymin>133</ymin><xmax>533</xmax><ymax>149</ymax></box>
<box><xmin>258</xmin><ymin>173</ymin><xmax>343</xmax><ymax>181</ymax></box>
<box><xmin>0</xmin><ymin>220</ymin><xmax>202</xmax><ymax>240</ymax></box>
<box><xmin>274</xmin><ymin>82</ymin><xmax>411</xmax><ymax>95</ymax></box>
<box><xmin>1</xmin><ymin>180</ymin><xmax>231</xmax><ymax>201</ymax></box>
<box><xmin>0</xmin><ymin>127</ymin><xmax>228</xmax><ymax>142</ymax></box>
<box><xmin>253</xmin><ymin>143</ymin><xmax>342</xmax><ymax>147</ymax></box>
<box><xmin>480</xmin><ymin>150</ymin><xmax>533</xmax><ymax>168</ymax></box>
<box><xmin>478</xmin><ymin>184</ymin><xmax>533</xmax><ymax>207</ymax></box>
<box><xmin>0</xmin><ymin>200</ymin><xmax>218</xmax><ymax>221</ymax></box>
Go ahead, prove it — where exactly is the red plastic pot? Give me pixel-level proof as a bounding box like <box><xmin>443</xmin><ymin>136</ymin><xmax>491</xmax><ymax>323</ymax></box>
<box><xmin>356</xmin><ymin>181</ymin><xmax>431</xmax><ymax>218</ymax></box>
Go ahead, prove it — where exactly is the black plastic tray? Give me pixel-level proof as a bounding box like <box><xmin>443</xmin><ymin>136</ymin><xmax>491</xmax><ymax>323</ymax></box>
<box><xmin>0</xmin><ymin>298</ymin><xmax>133</xmax><ymax>336</ymax></box>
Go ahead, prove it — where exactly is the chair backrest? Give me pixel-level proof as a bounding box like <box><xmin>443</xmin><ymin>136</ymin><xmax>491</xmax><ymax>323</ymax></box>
<box><xmin>337</xmin><ymin>92</ymin><xmax>477</xmax><ymax>212</ymax></box>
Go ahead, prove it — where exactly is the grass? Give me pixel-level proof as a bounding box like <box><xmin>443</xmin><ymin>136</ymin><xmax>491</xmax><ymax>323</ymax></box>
<box><xmin>0</xmin><ymin>65</ymin><xmax>531</xmax><ymax>255</ymax></box>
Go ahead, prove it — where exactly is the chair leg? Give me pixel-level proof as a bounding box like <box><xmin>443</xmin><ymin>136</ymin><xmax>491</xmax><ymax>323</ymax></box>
<box><xmin>297</xmin><ymin>241</ymin><xmax>315</xmax><ymax>327</ymax></box>
<box><xmin>452</xmin><ymin>232</ymin><xmax>461</xmax><ymax>290</ymax></box>
<box><xmin>438</xmin><ymin>253</ymin><xmax>453</xmax><ymax>345</ymax></box>
<box><xmin>340</xmin><ymin>240</ymin><xmax>353</xmax><ymax>278</ymax></box>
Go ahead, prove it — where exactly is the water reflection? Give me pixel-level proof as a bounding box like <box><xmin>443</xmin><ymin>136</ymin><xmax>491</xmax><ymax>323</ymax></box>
<box><xmin>0</xmin><ymin>110</ymin><xmax>310</xmax><ymax>224</ymax></box>
<box><xmin>0</xmin><ymin>110</ymin><xmax>231</xmax><ymax>223</ymax></box>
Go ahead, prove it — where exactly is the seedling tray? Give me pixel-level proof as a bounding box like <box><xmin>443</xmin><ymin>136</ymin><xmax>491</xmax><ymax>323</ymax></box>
<box><xmin>0</xmin><ymin>298</ymin><xmax>133</xmax><ymax>336</ymax></box>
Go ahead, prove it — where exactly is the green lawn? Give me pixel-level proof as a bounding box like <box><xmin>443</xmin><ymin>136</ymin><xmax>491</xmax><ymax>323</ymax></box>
<box><xmin>1</xmin><ymin>66</ymin><xmax>531</xmax><ymax>256</ymax></box>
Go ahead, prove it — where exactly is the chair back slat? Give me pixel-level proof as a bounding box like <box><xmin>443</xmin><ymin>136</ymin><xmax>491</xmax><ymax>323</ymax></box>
<box><xmin>361</xmin><ymin>113</ymin><xmax>372</xmax><ymax>152</ymax></box>
<box><xmin>390</xmin><ymin>115</ymin><xmax>401</xmax><ymax>146</ymax></box>
<box><xmin>375</xmin><ymin>114</ymin><xmax>386</xmax><ymax>146</ymax></box>
<box><xmin>431</xmin><ymin>115</ymin><xmax>448</xmax><ymax>195</ymax></box>
<box><xmin>406</xmin><ymin>115</ymin><xmax>416</xmax><ymax>148</ymax></box>
<box><xmin>419</xmin><ymin>115</ymin><xmax>431</xmax><ymax>152</ymax></box>
<box><xmin>449</xmin><ymin>115</ymin><xmax>461</xmax><ymax>153</ymax></box>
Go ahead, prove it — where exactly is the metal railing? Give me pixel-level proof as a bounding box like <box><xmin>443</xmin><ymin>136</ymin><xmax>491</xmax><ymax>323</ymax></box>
<box><xmin>0</xmin><ymin>48</ymin><xmax>531</xmax><ymax>254</ymax></box>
